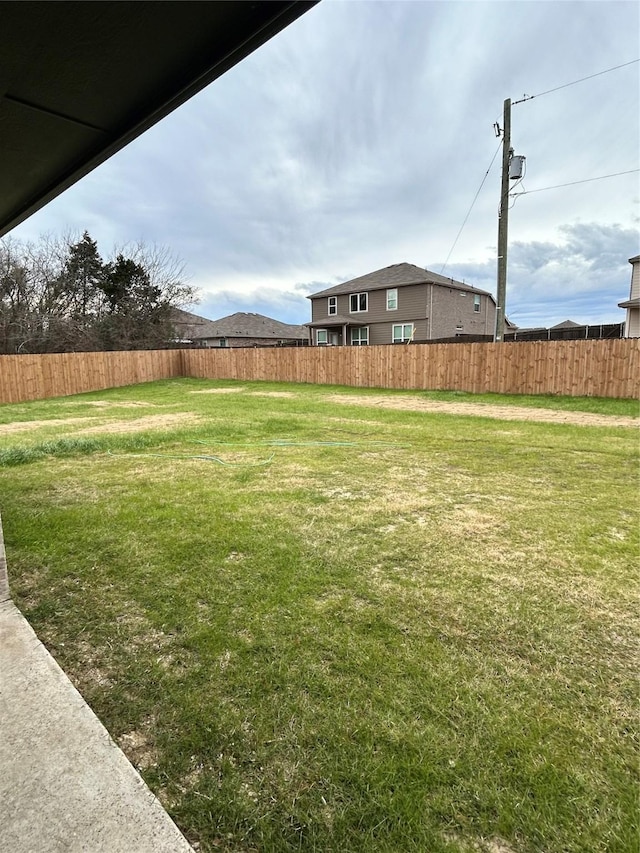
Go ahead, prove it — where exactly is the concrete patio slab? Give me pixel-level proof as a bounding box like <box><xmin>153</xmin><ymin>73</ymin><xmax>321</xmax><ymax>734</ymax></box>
<box><xmin>0</xmin><ymin>595</ymin><xmax>193</xmax><ymax>853</ymax></box>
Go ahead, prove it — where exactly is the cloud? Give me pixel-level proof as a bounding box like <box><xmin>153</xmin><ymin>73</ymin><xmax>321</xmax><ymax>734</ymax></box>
<box><xmin>444</xmin><ymin>222</ymin><xmax>638</xmax><ymax>327</ymax></box>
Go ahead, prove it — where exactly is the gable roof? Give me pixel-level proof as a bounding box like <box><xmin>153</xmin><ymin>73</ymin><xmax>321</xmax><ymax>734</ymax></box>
<box><xmin>308</xmin><ymin>263</ymin><xmax>494</xmax><ymax>300</ymax></box>
<box><xmin>550</xmin><ymin>319</ymin><xmax>582</xmax><ymax>329</ymax></box>
<box><xmin>171</xmin><ymin>309</ymin><xmax>307</xmax><ymax>340</ymax></box>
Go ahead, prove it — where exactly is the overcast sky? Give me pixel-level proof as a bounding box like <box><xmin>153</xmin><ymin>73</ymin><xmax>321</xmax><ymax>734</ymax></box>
<box><xmin>9</xmin><ymin>0</ymin><xmax>640</xmax><ymax>329</ymax></box>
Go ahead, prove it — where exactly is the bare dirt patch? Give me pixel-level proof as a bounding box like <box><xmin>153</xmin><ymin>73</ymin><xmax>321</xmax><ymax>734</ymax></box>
<box><xmin>190</xmin><ymin>387</ymin><xmax>243</xmax><ymax>395</ymax></box>
<box><xmin>325</xmin><ymin>394</ymin><xmax>639</xmax><ymax>428</ymax></box>
<box><xmin>0</xmin><ymin>417</ymin><xmax>96</xmax><ymax>435</ymax></box>
<box><xmin>77</xmin><ymin>413</ymin><xmax>201</xmax><ymax>435</ymax></box>
<box><xmin>59</xmin><ymin>400</ymin><xmax>159</xmax><ymax>409</ymax></box>
<box><xmin>249</xmin><ymin>391</ymin><xmax>296</xmax><ymax>398</ymax></box>
<box><xmin>118</xmin><ymin>718</ymin><xmax>158</xmax><ymax>771</ymax></box>
<box><xmin>442</xmin><ymin>832</ymin><xmax>518</xmax><ymax>853</ymax></box>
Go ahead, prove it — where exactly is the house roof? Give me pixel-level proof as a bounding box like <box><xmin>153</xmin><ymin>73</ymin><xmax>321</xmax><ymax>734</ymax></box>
<box><xmin>550</xmin><ymin>319</ymin><xmax>582</xmax><ymax>329</ymax></box>
<box><xmin>0</xmin><ymin>1</ymin><xmax>316</xmax><ymax>237</ymax></box>
<box><xmin>629</xmin><ymin>255</ymin><xmax>640</xmax><ymax>264</ymax></box>
<box><xmin>308</xmin><ymin>263</ymin><xmax>494</xmax><ymax>300</ymax></box>
<box><xmin>171</xmin><ymin>309</ymin><xmax>308</xmax><ymax>340</ymax></box>
<box><xmin>618</xmin><ymin>297</ymin><xmax>640</xmax><ymax>309</ymax></box>
<box><xmin>306</xmin><ymin>314</ymin><xmax>368</xmax><ymax>328</ymax></box>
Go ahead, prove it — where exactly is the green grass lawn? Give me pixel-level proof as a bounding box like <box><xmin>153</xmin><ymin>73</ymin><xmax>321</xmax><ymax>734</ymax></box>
<box><xmin>1</xmin><ymin>379</ymin><xmax>638</xmax><ymax>853</ymax></box>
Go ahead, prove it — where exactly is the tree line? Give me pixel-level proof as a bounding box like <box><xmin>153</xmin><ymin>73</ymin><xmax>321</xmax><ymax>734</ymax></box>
<box><xmin>0</xmin><ymin>232</ymin><xmax>196</xmax><ymax>354</ymax></box>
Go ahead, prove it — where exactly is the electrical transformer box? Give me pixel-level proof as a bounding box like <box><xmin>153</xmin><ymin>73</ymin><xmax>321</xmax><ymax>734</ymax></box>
<box><xmin>509</xmin><ymin>156</ymin><xmax>525</xmax><ymax>180</ymax></box>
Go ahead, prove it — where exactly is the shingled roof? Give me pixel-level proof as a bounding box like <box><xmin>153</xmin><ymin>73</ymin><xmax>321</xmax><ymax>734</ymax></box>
<box><xmin>171</xmin><ymin>309</ymin><xmax>308</xmax><ymax>341</ymax></box>
<box><xmin>308</xmin><ymin>263</ymin><xmax>493</xmax><ymax>299</ymax></box>
<box><xmin>550</xmin><ymin>319</ymin><xmax>582</xmax><ymax>330</ymax></box>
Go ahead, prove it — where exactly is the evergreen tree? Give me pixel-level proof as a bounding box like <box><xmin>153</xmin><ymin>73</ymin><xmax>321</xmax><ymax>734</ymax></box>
<box><xmin>62</xmin><ymin>231</ymin><xmax>105</xmax><ymax>321</ymax></box>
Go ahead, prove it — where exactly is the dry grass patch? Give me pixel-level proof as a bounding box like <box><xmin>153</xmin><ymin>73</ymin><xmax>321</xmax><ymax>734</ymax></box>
<box><xmin>77</xmin><ymin>412</ymin><xmax>201</xmax><ymax>434</ymax></box>
<box><xmin>190</xmin><ymin>387</ymin><xmax>244</xmax><ymax>394</ymax></box>
<box><xmin>48</xmin><ymin>480</ymin><xmax>104</xmax><ymax>505</ymax></box>
<box><xmin>118</xmin><ymin>716</ymin><xmax>159</xmax><ymax>771</ymax></box>
<box><xmin>249</xmin><ymin>391</ymin><xmax>296</xmax><ymax>398</ymax></box>
<box><xmin>442</xmin><ymin>505</ymin><xmax>507</xmax><ymax>538</ymax></box>
<box><xmin>73</xmin><ymin>639</ymin><xmax>114</xmax><ymax>690</ymax></box>
<box><xmin>59</xmin><ymin>400</ymin><xmax>160</xmax><ymax>408</ymax></box>
<box><xmin>324</xmin><ymin>393</ymin><xmax>640</xmax><ymax>427</ymax></box>
<box><xmin>0</xmin><ymin>416</ymin><xmax>96</xmax><ymax>434</ymax></box>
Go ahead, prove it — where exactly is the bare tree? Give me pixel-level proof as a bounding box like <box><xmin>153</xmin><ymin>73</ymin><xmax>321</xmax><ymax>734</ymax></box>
<box><xmin>0</xmin><ymin>232</ymin><xmax>198</xmax><ymax>354</ymax></box>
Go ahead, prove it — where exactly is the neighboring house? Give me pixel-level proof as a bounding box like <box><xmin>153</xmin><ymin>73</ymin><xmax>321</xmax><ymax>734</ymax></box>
<box><xmin>170</xmin><ymin>309</ymin><xmax>308</xmax><ymax>347</ymax></box>
<box><xmin>618</xmin><ymin>254</ymin><xmax>640</xmax><ymax>338</ymax></box>
<box><xmin>306</xmin><ymin>263</ymin><xmax>497</xmax><ymax>346</ymax></box>
<box><xmin>550</xmin><ymin>319</ymin><xmax>582</xmax><ymax>331</ymax></box>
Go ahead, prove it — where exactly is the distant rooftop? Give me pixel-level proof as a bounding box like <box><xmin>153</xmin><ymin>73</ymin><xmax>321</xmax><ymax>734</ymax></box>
<box><xmin>171</xmin><ymin>309</ymin><xmax>307</xmax><ymax>341</ymax></box>
<box><xmin>550</xmin><ymin>319</ymin><xmax>582</xmax><ymax>330</ymax></box>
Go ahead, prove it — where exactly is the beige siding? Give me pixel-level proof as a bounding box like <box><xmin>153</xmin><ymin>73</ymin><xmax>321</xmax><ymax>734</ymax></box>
<box><xmin>627</xmin><ymin>307</ymin><xmax>640</xmax><ymax>338</ymax></box>
<box><xmin>631</xmin><ymin>259</ymin><xmax>640</xmax><ymax>301</ymax></box>
<box><xmin>368</xmin><ymin>319</ymin><xmax>427</xmax><ymax>345</ymax></box>
<box><xmin>429</xmin><ymin>286</ymin><xmax>495</xmax><ymax>338</ymax></box>
<box><xmin>366</xmin><ymin>285</ymin><xmax>427</xmax><ymax>323</ymax></box>
<box><xmin>312</xmin><ymin>297</ymin><xmax>331</xmax><ymax>322</ymax></box>
<box><xmin>623</xmin><ymin>258</ymin><xmax>640</xmax><ymax>337</ymax></box>
<box><xmin>311</xmin><ymin>285</ymin><xmax>427</xmax><ymax>324</ymax></box>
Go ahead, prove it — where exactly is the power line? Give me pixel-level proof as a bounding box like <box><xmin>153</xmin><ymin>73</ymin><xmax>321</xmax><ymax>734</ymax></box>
<box><xmin>440</xmin><ymin>140</ymin><xmax>502</xmax><ymax>274</ymax></box>
<box><xmin>512</xmin><ymin>58</ymin><xmax>640</xmax><ymax>105</ymax></box>
<box><xmin>511</xmin><ymin>168</ymin><xmax>639</xmax><ymax>197</ymax></box>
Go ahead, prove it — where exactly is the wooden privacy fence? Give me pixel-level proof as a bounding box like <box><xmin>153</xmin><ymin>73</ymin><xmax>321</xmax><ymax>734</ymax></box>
<box><xmin>0</xmin><ymin>349</ymin><xmax>183</xmax><ymax>404</ymax></box>
<box><xmin>0</xmin><ymin>339</ymin><xmax>638</xmax><ymax>403</ymax></box>
<box><xmin>184</xmin><ymin>339</ymin><xmax>639</xmax><ymax>398</ymax></box>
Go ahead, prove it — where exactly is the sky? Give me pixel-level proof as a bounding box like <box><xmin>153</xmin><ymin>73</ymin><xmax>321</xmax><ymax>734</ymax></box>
<box><xmin>8</xmin><ymin>0</ymin><xmax>640</xmax><ymax>329</ymax></box>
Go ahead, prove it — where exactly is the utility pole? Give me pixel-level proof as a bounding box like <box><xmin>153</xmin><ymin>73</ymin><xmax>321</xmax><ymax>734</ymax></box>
<box><xmin>495</xmin><ymin>97</ymin><xmax>512</xmax><ymax>342</ymax></box>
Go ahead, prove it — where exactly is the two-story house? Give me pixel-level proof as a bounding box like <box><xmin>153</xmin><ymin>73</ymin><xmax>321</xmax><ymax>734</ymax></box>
<box><xmin>618</xmin><ymin>254</ymin><xmax>640</xmax><ymax>338</ymax></box>
<box><xmin>306</xmin><ymin>263</ymin><xmax>496</xmax><ymax>346</ymax></box>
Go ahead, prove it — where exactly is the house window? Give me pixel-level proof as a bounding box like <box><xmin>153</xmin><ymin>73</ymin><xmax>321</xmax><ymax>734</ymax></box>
<box><xmin>316</xmin><ymin>329</ymin><xmax>328</xmax><ymax>345</ymax></box>
<box><xmin>474</xmin><ymin>294</ymin><xmax>481</xmax><ymax>313</ymax></box>
<box><xmin>219</xmin><ymin>338</ymin><xmax>227</xmax><ymax>347</ymax></box>
<box><xmin>386</xmin><ymin>288</ymin><xmax>398</xmax><ymax>310</ymax></box>
<box><xmin>351</xmin><ymin>327</ymin><xmax>369</xmax><ymax>346</ymax></box>
<box><xmin>349</xmin><ymin>292</ymin><xmax>368</xmax><ymax>313</ymax></box>
<box><xmin>392</xmin><ymin>323</ymin><xmax>414</xmax><ymax>343</ymax></box>
<box><xmin>328</xmin><ymin>296</ymin><xmax>337</xmax><ymax>316</ymax></box>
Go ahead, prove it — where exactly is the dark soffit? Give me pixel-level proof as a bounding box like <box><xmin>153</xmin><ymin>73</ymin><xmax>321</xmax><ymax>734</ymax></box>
<box><xmin>0</xmin><ymin>1</ymin><xmax>317</xmax><ymax>237</ymax></box>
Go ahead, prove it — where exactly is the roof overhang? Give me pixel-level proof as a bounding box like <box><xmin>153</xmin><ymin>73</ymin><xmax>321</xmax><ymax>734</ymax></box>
<box><xmin>0</xmin><ymin>1</ymin><xmax>317</xmax><ymax>237</ymax></box>
<box><xmin>306</xmin><ymin>316</ymin><xmax>368</xmax><ymax>328</ymax></box>
<box><xmin>618</xmin><ymin>298</ymin><xmax>640</xmax><ymax>309</ymax></box>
